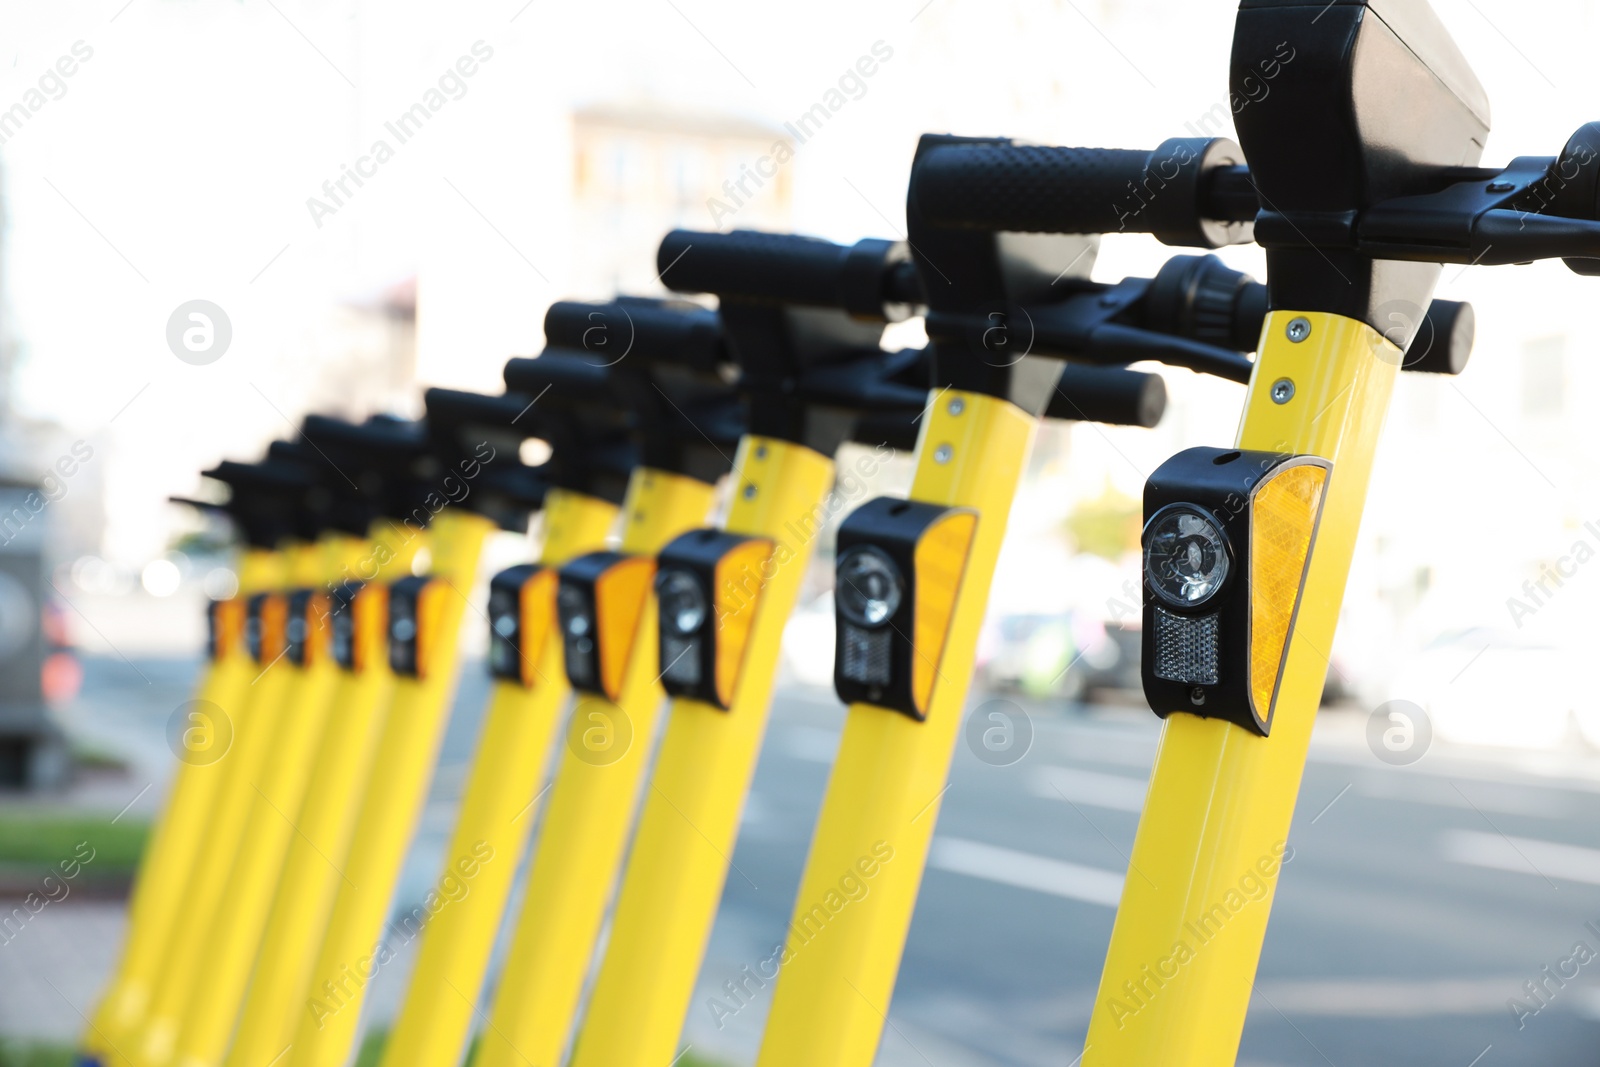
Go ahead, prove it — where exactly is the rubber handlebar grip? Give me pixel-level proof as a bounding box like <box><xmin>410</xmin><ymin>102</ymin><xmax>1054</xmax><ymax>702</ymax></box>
<box><xmin>917</xmin><ymin>144</ymin><xmax>1153</xmax><ymax>234</ymax></box>
<box><xmin>423</xmin><ymin>388</ymin><xmax>535</xmax><ymax>432</ymax></box>
<box><xmin>501</xmin><ymin>353</ymin><xmax>614</xmax><ymax>403</ymax></box>
<box><xmin>543</xmin><ymin>298</ymin><xmax>725</xmax><ymax>373</ymax></box>
<box><xmin>659</xmin><ymin>229</ymin><xmax>906</xmax><ymax>318</ymax></box>
<box><xmin>1045</xmin><ymin>365</ymin><xmax>1167</xmax><ymax>427</ymax></box>
<box><xmin>912</xmin><ymin>137</ymin><xmax>1254</xmax><ymax>247</ymax></box>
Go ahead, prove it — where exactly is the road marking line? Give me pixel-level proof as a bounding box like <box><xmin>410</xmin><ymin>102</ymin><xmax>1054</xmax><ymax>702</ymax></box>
<box><xmin>927</xmin><ymin>836</ymin><xmax>1122</xmax><ymax>906</ymax></box>
<box><xmin>1030</xmin><ymin>766</ymin><xmax>1148</xmax><ymax>813</ymax></box>
<box><xmin>1252</xmin><ymin>978</ymin><xmax>1516</xmax><ymax>1017</ymax></box>
<box><xmin>1358</xmin><ymin>777</ymin><xmax>1568</xmax><ymax>818</ymax></box>
<box><xmin>1443</xmin><ymin>829</ymin><xmax>1600</xmax><ymax>885</ymax></box>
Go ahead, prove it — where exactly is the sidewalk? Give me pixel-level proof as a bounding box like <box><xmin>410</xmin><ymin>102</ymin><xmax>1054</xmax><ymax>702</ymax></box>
<box><xmin>1</xmin><ymin>901</ymin><xmax>123</xmax><ymax>1041</ymax></box>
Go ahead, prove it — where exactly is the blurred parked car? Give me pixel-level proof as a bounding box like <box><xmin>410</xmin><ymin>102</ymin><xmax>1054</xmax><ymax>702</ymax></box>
<box><xmin>974</xmin><ymin>610</ymin><xmax>1133</xmax><ymax>702</ymax></box>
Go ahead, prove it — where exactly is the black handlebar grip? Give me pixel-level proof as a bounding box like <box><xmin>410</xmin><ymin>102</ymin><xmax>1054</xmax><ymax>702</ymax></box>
<box><xmin>303</xmin><ymin>415</ymin><xmax>429</xmax><ymax>473</ymax></box>
<box><xmin>912</xmin><ymin>137</ymin><xmax>1254</xmax><ymax>248</ymax></box>
<box><xmin>502</xmin><ymin>353</ymin><xmax>615</xmax><ymax>404</ymax></box>
<box><xmin>659</xmin><ymin>229</ymin><xmax>912</xmax><ymax>319</ymax></box>
<box><xmin>543</xmin><ymin>298</ymin><xmax>727</xmax><ymax>374</ymax></box>
<box><xmin>1045</xmin><ymin>365</ymin><xmax>1167</xmax><ymax>427</ymax></box>
<box><xmin>1404</xmin><ymin>299</ymin><xmax>1475</xmax><ymax>375</ymax></box>
<box><xmin>423</xmin><ymin>388</ymin><xmax>535</xmax><ymax>433</ymax></box>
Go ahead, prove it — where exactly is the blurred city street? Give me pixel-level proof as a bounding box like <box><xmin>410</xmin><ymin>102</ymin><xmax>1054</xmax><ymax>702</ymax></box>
<box><xmin>2</xmin><ymin>2</ymin><xmax>1600</xmax><ymax>1065</ymax></box>
<box><xmin>8</xmin><ymin>654</ymin><xmax>1600</xmax><ymax>1066</ymax></box>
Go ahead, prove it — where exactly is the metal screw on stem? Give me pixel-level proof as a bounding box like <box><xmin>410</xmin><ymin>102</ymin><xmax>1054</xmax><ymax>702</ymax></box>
<box><xmin>1286</xmin><ymin>317</ymin><xmax>1312</xmax><ymax>343</ymax></box>
<box><xmin>1271</xmin><ymin>379</ymin><xmax>1296</xmax><ymax>405</ymax></box>
<box><xmin>743</xmin><ymin>484</ymin><xmax>757</xmax><ymax>499</ymax></box>
<box><xmin>934</xmin><ymin>444</ymin><xmax>953</xmax><ymax>464</ymax></box>
<box><xmin>947</xmin><ymin>397</ymin><xmax>965</xmax><ymax>416</ymax></box>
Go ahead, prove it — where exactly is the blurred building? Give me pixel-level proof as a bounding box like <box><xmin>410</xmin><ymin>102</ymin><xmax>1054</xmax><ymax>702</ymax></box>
<box><xmin>568</xmin><ymin>102</ymin><xmax>792</xmax><ymax>296</ymax></box>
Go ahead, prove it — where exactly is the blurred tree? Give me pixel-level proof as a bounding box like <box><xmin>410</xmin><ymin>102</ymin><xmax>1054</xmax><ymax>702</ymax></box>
<box><xmin>1065</xmin><ymin>482</ymin><xmax>1140</xmax><ymax>561</ymax></box>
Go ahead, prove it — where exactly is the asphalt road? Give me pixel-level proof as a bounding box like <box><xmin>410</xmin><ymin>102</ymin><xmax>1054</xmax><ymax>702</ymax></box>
<box><xmin>41</xmin><ymin>657</ymin><xmax>1600</xmax><ymax>1066</ymax></box>
<box><xmin>678</xmin><ymin>686</ymin><xmax>1600</xmax><ymax>1067</ymax></box>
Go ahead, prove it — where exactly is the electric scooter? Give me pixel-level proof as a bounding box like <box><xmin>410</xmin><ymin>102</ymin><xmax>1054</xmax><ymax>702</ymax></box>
<box><xmin>902</xmin><ymin>1</ymin><xmax>1597</xmax><ymax>1061</ymax></box>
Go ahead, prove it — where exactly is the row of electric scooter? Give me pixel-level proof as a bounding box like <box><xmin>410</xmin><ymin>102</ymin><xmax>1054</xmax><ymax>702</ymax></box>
<box><xmin>81</xmin><ymin>1</ymin><xmax>1600</xmax><ymax>1063</ymax></box>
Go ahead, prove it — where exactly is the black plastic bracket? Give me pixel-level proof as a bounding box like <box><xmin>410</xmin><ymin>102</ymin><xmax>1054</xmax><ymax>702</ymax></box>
<box><xmin>388</xmin><ymin>575</ymin><xmax>441</xmax><ymax>679</ymax></box>
<box><xmin>833</xmin><ymin>496</ymin><xmax>978</xmax><ymax>721</ymax></box>
<box><xmin>654</xmin><ymin>528</ymin><xmax>773</xmax><ymax>710</ymax></box>
<box><xmin>488</xmin><ymin>564</ymin><xmax>552</xmax><ymax>688</ymax></box>
<box><xmin>1141</xmin><ymin>446</ymin><xmax>1331</xmax><ymax>736</ymax></box>
<box><xmin>329</xmin><ymin>580</ymin><xmax>366</xmax><ymax>672</ymax></box>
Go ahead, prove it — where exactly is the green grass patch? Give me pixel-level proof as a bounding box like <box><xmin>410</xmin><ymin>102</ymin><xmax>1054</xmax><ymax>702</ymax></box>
<box><xmin>352</xmin><ymin>1030</ymin><xmax>385</xmax><ymax>1067</ymax></box>
<box><xmin>0</xmin><ymin>1040</ymin><xmax>74</xmax><ymax>1067</ymax></box>
<box><xmin>67</xmin><ymin>742</ymin><xmax>129</xmax><ymax>774</ymax></box>
<box><xmin>0</xmin><ymin>810</ymin><xmax>149</xmax><ymax>876</ymax></box>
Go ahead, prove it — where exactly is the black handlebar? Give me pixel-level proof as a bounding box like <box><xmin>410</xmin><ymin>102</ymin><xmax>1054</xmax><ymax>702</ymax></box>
<box><xmin>658</xmin><ymin>229</ymin><xmax>916</xmax><ymax>320</ymax></box>
<box><xmin>911</xmin><ymin>137</ymin><xmax>1256</xmax><ymax>248</ymax></box>
<box><xmin>912</xmin><ymin>125</ymin><xmax>1600</xmax><ymax>272</ymax></box>
<box><xmin>543</xmin><ymin>297</ymin><xmax>727</xmax><ymax>374</ymax></box>
<box><xmin>1048</xmin><ymin>365</ymin><xmax>1166</xmax><ymax>427</ymax></box>
<box><xmin>198</xmin><ymin>453</ymin><xmax>326</xmax><ymax>545</ymax></box>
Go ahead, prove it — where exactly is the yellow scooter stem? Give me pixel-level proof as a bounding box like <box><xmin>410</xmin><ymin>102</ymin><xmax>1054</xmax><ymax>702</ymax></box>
<box><xmin>221</xmin><ymin>523</ymin><xmax>422</xmax><ymax>1067</ymax></box>
<box><xmin>756</xmin><ymin>392</ymin><xmax>1035</xmax><ymax>1067</ymax></box>
<box><xmin>282</xmin><ymin>508</ymin><xmax>494</xmax><ymax>1067</ymax></box>
<box><xmin>129</xmin><ymin>540</ymin><xmax>327</xmax><ymax>1067</ymax></box>
<box><xmin>1083</xmin><ymin>312</ymin><xmax>1398</xmax><ymax>1065</ymax></box>
<box><xmin>168</xmin><ymin>532</ymin><xmax>397</xmax><ymax>1067</ymax></box>
<box><xmin>471</xmin><ymin>468</ymin><xmax>716</xmax><ymax>1067</ymax></box>
<box><xmin>82</xmin><ymin>548</ymin><xmax>284</xmax><ymax>1065</ymax></box>
<box><xmin>568</xmin><ymin>437</ymin><xmax>835</xmax><ymax>1067</ymax></box>
<box><xmin>373</xmin><ymin>491</ymin><xmax>618</xmax><ymax>1067</ymax></box>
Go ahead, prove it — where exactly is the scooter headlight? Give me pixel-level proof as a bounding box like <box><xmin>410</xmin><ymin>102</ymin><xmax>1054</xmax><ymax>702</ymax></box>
<box><xmin>836</xmin><ymin>546</ymin><xmax>904</xmax><ymax>629</ymax></box>
<box><xmin>656</xmin><ymin>570</ymin><xmax>708</xmax><ymax>637</ymax></box>
<box><xmin>1144</xmin><ymin>505</ymin><xmax>1231</xmax><ymax>609</ymax></box>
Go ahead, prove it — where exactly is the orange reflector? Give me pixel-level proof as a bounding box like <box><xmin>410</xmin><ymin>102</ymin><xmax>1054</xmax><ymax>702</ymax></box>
<box><xmin>304</xmin><ymin>591</ymin><xmax>331</xmax><ymax>666</ymax></box>
<box><xmin>258</xmin><ymin>594</ymin><xmax>288</xmax><ymax>666</ymax></box>
<box><xmin>518</xmin><ymin>569</ymin><xmax>559</xmax><ymax>688</ymax></box>
<box><xmin>353</xmin><ymin>584</ymin><xmax>386</xmax><ymax>674</ymax></box>
<box><xmin>595</xmin><ymin>557</ymin><xmax>656</xmax><ymax>701</ymax></box>
<box><xmin>1249</xmin><ymin>462</ymin><xmax>1328</xmax><ymax>724</ymax></box>
<box><xmin>411</xmin><ymin>580</ymin><xmax>449</xmax><ymax>681</ymax></box>
<box><xmin>910</xmin><ymin>511</ymin><xmax>979</xmax><ymax>718</ymax></box>
<box><xmin>209</xmin><ymin>598</ymin><xmax>244</xmax><ymax>660</ymax></box>
<box><xmin>711</xmin><ymin>538</ymin><xmax>775</xmax><ymax>707</ymax></box>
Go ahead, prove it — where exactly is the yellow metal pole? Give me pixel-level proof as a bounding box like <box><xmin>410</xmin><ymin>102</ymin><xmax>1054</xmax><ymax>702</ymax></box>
<box><xmin>569</xmin><ymin>437</ymin><xmax>834</xmax><ymax>1067</ymax></box>
<box><xmin>755</xmin><ymin>391</ymin><xmax>1034</xmax><ymax>1067</ymax></box>
<box><xmin>1083</xmin><ymin>311</ymin><xmax>1397</xmax><ymax>1065</ymax></box>
<box><xmin>373</xmin><ymin>490</ymin><xmax>617</xmax><ymax>1067</ymax></box>
<box><xmin>168</xmin><ymin>533</ymin><xmax>373</xmax><ymax>1067</ymax></box>
<box><xmin>280</xmin><ymin>507</ymin><xmax>494</xmax><ymax>1067</ymax></box>
<box><xmin>219</xmin><ymin>524</ymin><xmax>420</xmax><ymax>1067</ymax></box>
<box><xmin>82</xmin><ymin>548</ymin><xmax>284</xmax><ymax>1066</ymax></box>
<box><xmin>472</xmin><ymin>468</ymin><xmax>716</xmax><ymax>1067</ymax></box>
<box><xmin>128</xmin><ymin>541</ymin><xmax>323</xmax><ymax>1067</ymax></box>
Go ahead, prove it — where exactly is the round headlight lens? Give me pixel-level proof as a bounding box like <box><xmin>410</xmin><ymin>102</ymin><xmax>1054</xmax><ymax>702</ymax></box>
<box><xmin>1144</xmin><ymin>505</ymin><xmax>1231</xmax><ymax>608</ymax></box>
<box><xmin>558</xmin><ymin>586</ymin><xmax>591</xmax><ymax>636</ymax></box>
<box><xmin>656</xmin><ymin>570</ymin><xmax>707</xmax><ymax>635</ymax></box>
<box><xmin>836</xmin><ymin>546</ymin><xmax>904</xmax><ymax>628</ymax></box>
